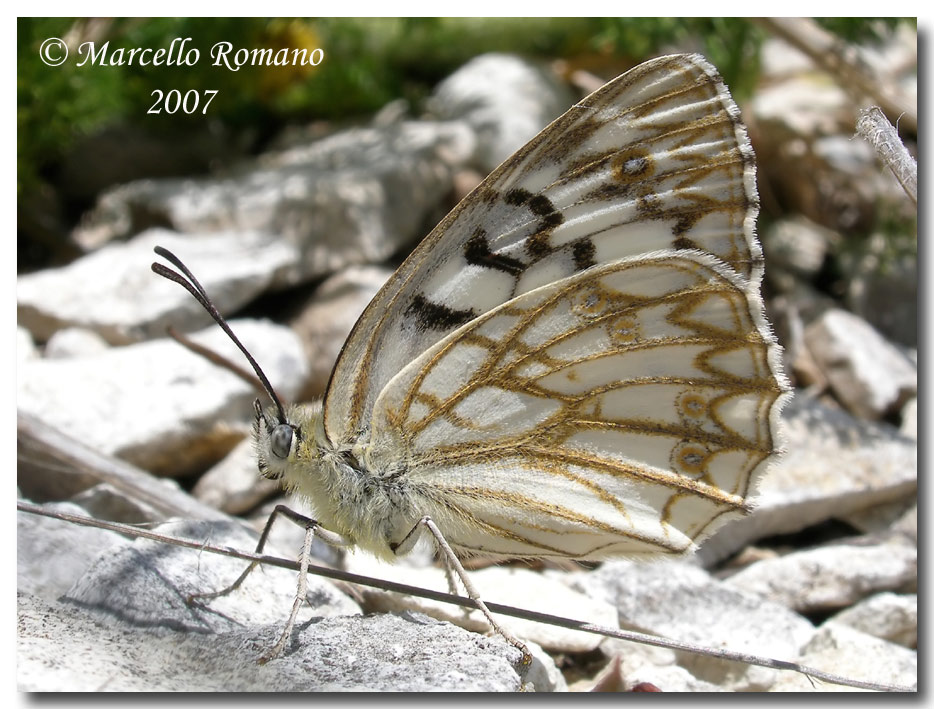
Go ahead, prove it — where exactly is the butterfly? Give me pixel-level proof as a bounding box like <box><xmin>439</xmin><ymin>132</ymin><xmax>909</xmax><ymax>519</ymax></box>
<box><xmin>154</xmin><ymin>52</ymin><xmax>789</xmax><ymax>664</ymax></box>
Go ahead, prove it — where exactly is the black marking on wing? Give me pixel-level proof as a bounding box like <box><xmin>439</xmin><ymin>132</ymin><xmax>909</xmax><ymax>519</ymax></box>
<box><xmin>503</xmin><ymin>189</ymin><xmax>566</xmax><ymax>260</ymax></box>
<box><xmin>673</xmin><ymin>213</ymin><xmax>701</xmax><ymax>237</ymax></box>
<box><xmin>405</xmin><ymin>293</ymin><xmax>476</xmax><ymax>331</ymax></box>
<box><xmin>528</xmin><ymin>195</ymin><xmax>562</xmax><ymax>224</ymax></box>
<box><xmin>526</xmin><ymin>232</ymin><xmax>553</xmax><ymax>258</ymax></box>
<box><xmin>464</xmin><ymin>228</ymin><xmax>526</xmax><ymax>276</ymax></box>
<box><xmin>504</xmin><ymin>188</ymin><xmax>533</xmax><ymax>205</ymax></box>
<box><xmin>504</xmin><ymin>189</ymin><xmax>565</xmax><ymax>228</ymax></box>
<box><xmin>673</xmin><ymin>235</ymin><xmax>697</xmax><ymax>250</ymax></box>
<box><xmin>572</xmin><ymin>239</ymin><xmax>597</xmax><ymax>271</ymax></box>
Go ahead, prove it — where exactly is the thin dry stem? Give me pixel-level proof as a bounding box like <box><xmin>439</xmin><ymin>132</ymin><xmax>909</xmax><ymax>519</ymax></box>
<box><xmin>856</xmin><ymin>106</ymin><xmax>917</xmax><ymax>204</ymax></box>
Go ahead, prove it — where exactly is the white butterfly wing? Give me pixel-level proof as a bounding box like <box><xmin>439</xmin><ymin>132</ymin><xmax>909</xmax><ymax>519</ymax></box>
<box><xmin>324</xmin><ymin>54</ymin><xmax>765</xmax><ymax>449</ymax></box>
<box><xmin>367</xmin><ymin>251</ymin><xmax>785</xmax><ymax>559</ymax></box>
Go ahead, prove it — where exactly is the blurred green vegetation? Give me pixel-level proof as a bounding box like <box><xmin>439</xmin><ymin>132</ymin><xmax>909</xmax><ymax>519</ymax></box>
<box><xmin>17</xmin><ymin>18</ymin><xmax>910</xmax><ymax>198</ymax></box>
<box><xmin>17</xmin><ymin>17</ymin><xmax>915</xmax><ymax>270</ymax></box>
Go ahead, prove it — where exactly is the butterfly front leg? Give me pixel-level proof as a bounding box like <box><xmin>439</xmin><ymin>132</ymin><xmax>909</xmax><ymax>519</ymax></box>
<box><xmin>392</xmin><ymin>516</ymin><xmax>532</xmax><ymax>669</ymax></box>
<box><xmin>187</xmin><ymin>503</ymin><xmax>350</xmax><ymax>663</ymax></box>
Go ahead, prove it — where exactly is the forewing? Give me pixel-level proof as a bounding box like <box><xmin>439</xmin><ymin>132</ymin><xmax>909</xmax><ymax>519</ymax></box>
<box><xmin>369</xmin><ymin>253</ymin><xmax>788</xmax><ymax>559</ymax></box>
<box><xmin>324</xmin><ymin>54</ymin><xmax>761</xmax><ymax>445</ymax></box>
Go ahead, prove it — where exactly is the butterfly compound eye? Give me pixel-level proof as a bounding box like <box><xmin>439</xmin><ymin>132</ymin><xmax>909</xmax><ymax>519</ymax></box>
<box><xmin>271</xmin><ymin>424</ymin><xmax>293</xmax><ymax>459</ymax></box>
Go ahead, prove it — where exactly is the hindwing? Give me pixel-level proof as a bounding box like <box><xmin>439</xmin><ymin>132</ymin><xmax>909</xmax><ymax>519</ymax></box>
<box><xmin>367</xmin><ymin>251</ymin><xmax>786</xmax><ymax>558</ymax></box>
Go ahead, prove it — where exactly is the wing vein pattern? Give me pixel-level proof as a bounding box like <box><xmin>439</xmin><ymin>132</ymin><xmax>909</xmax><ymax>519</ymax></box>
<box><xmin>322</xmin><ymin>53</ymin><xmax>789</xmax><ymax>560</ymax></box>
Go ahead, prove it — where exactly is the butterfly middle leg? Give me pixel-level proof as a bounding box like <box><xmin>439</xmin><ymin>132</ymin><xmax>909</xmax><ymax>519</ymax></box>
<box><xmin>392</xmin><ymin>515</ymin><xmax>532</xmax><ymax>668</ymax></box>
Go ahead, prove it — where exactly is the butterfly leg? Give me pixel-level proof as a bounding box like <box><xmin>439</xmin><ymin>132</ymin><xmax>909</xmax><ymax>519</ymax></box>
<box><xmin>439</xmin><ymin>555</ymin><xmax>473</xmax><ymax>623</ymax></box>
<box><xmin>188</xmin><ymin>504</ymin><xmax>348</xmax><ymax>662</ymax></box>
<box><xmin>259</xmin><ymin>512</ymin><xmax>316</xmax><ymax>664</ymax></box>
<box><xmin>188</xmin><ymin>504</ymin><xmax>305</xmax><ymax>605</ymax></box>
<box><xmin>394</xmin><ymin>516</ymin><xmax>532</xmax><ymax>668</ymax></box>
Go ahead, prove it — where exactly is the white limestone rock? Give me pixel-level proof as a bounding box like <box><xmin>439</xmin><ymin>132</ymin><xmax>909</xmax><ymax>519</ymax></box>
<box><xmin>17</xmin><ymin>319</ymin><xmax>307</xmax><ymax>476</ymax></box>
<box><xmin>17</xmin><ymin>229</ymin><xmax>298</xmax><ymax>344</ymax></box>
<box><xmin>725</xmin><ymin>539</ymin><xmax>917</xmax><ymax>613</ymax></box>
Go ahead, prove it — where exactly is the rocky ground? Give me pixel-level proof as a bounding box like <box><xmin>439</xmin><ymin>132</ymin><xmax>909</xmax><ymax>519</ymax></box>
<box><xmin>17</xmin><ymin>28</ymin><xmax>917</xmax><ymax>692</ymax></box>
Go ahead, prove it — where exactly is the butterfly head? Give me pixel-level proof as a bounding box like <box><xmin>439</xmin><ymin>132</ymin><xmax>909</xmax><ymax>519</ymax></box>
<box><xmin>253</xmin><ymin>399</ymin><xmax>294</xmax><ymax>480</ymax></box>
<box><xmin>253</xmin><ymin>398</ymin><xmax>324</xmax><ymax>483</ymax></box>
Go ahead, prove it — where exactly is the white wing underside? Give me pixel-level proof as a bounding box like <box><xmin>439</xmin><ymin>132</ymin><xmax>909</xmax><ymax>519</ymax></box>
<box><xmin>369</xmin><ymin>251</ymin><xmax>784</xmax><ymax>558</ymax></box>
<box><xmin>320</xmin><ymin>54</ymin><xmax>788</xmax><ymax>559</ymax></box>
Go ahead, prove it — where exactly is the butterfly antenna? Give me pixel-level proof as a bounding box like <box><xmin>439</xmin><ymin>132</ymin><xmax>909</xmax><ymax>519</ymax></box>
<box><xmin>151</xmin><ymin>245</ymin><xmax>288</xmax><ymax>425</ymax></box>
